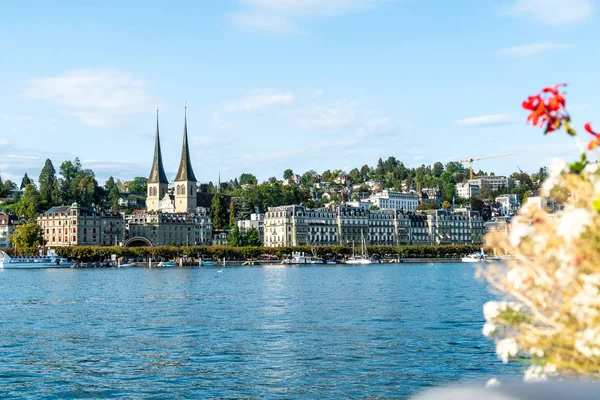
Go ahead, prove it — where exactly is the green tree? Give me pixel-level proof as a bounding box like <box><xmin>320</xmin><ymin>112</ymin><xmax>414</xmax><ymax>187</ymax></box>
<box><xmin>105</xmin><ymin>177</ymin><xmax>120</xmax><ymax>209</ymax></box>
<box><xmin>38</xmin><ymin>159</ymin><xmax>57</xmax><ymax>205</ymax></box>
<box><xmin>10</xmin><ymin>223</ymin><xmax>45</xmax><ymax>249</ymax></box>
<box><xmin>20</xmin><ymin>173</ymin><xmax>32</xmax><ymax>190</ymax></box>
<box><xmin>227</xmin><ymin>225</ymin><xmax>245</xmax><ymax>246</ymax></box>
<box><xmin>283</xmin><ymin>169</ymin><xmax>293</xmax><ymax>180</ymax></box>
<box><xmin>229</xmin><ymin>200</ymin><xmax>236</xmax><ymax>227</ymax></box>
<box><xmin>17</xmin><ymin>184</ymin><xmax>41</xmax><ymax>221</ymax></box>
<box><xmin>59</xmin><ymin>158</ymin><xmax>82</xmax><ymax>202</ymax></box>
<box><xmin>129</xmin><ymin>177</ymin><xmax>148</xmax><ymax>194</ymax></box>
<box><xmin>0</xmin><ymin>175</ymin><xmax>5</xmax><ymax>197</ymax></box>
<box><xmin>210</xmin><ymin>193</ymin><xmax>228</xmax><ymax>230</ymax></box>
<box><xmin>3</xmin><ymin>179</ymin><xmax>16</xmax><ymax>195</ymax></box>
<box><xmin>322</xmin><ymin>170</ymin><xmax>332</xmax><ymax>182</ymax></box>
<box><xmin>239</xmin><ymin>173</ymin><xmax>258</xmax><ymax>186</ymax></box>
<box><xmin>441</xmin><ymin>200</ymin><xmax>451</xmax><ymax>209</ymax></box>
<box><xmin>246</xmin><ymin>227</ymin><xmax>261</xmax><ymax>246</ymax></box>
<box><xmin>300</xmin><ymin>171</ymin><xmax>315</xmax><ymax>186</ymax></box>
<box><xmin>433</xmin><ymin>162</ymin><xmax>444</xmax><ymax>177</ymax></box>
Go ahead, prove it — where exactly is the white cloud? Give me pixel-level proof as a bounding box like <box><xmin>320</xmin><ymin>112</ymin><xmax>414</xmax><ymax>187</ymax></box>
<box><xmin>228</xmin><ymin>12</ymin><xmax>301</xmax><ymax>34</ymax></box>
<box><xmin>506</xmin><ymin>0</ymin><xmax>594</xmax><ymax>25</ymax></box>
<box><xmin>293</xmin><ymin>100</ymin><xmax>392</xmax><ymax>137</ymax></box>
<box><xmin>0</xmin><ymin>138</ymin><xmax>9</xmax><ymax>146</ymax></box>
<box><xmin>229</xmin><ymin>0</ymin><xmax>385</xmax><ymax>33</ymax></box>
<box><xmin>192</xmin><ymin>136</ymin><xmax>214</xmax><ymax>145</ymax></box>
<box><xmin>23</xmin><ymin>68</ymin><xmax>157</xmax><ymax>128</ymax></box>
<box><xmin>0</xmin><ymin>115</ymin><xmax>34</xmax><ymax>123</ymax></box>
<box><xmin>496</xmin><ymin>42</ymin><xmax>574</xmax><ymax>57</ymax></box>
<box><xmin>224</xmin><ymin>89</ymin><xmax>294</xmax><ymax>113</ymax></box>
<box><xmin>453</xmin><ymin>114</ymin><xmax>514</xmax><ymax>127</ymax></box>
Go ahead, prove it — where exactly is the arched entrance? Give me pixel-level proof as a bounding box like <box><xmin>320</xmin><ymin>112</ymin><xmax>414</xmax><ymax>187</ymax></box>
<box><xmin>124</xmin><ymin>237</ymin><xmax>153</xmax><ymax>247</ymax></box>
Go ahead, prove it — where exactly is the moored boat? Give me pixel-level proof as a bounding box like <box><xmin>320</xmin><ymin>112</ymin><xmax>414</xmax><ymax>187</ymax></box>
<box><xmin>0</xmin><ymin>250</ymin><xmax>72</xmax><ymax>269</ymax></box>
<box><xmin>281</xmin><ymin>252</ymin><xmax>323</xmax><ymax>264</ymax></box>
<box><xmin>461</xmin><ymin>253</ymin><xmax>485</xmax><ymax>263</ymax></box>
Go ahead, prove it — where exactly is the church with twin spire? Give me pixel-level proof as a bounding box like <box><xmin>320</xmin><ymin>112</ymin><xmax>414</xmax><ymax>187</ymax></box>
<box><xmin>147</xmin><ymin>107</ymin><xmax>198</xmax><ymax>214</ymax></box>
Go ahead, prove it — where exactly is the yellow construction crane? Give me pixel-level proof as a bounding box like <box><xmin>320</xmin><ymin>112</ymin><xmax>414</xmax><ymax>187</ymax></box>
<box><xmin>462</xmin><ymin>153</ymin><xmax>513</xmax><ymax>180</ymax></box>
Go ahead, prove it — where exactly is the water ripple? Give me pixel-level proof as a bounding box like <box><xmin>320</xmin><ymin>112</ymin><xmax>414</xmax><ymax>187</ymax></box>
<box><xmin>0</xmin><ymin>263</ymin><xmax>519</xmax><ymax>398</ymax></box>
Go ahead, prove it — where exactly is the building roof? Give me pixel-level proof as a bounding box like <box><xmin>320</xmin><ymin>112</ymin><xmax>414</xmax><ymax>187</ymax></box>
<box><xmin>148</xmin><ymin>110</ymin><xmax>169</xmax><ymax>184</ymax></box>
<box><xmin>174</xmin><ymin>108</ymin><xmax>197</xmax><ymax>182</ymax></box>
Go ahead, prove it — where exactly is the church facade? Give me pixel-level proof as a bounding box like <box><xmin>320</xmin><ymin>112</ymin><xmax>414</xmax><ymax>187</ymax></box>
<box><xmin>124</xmin><ymin>108</ymin><xmax>212</xmax><ymax>247</ymax></box>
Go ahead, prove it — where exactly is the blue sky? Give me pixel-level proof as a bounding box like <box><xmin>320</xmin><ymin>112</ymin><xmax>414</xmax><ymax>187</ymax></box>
<box><xmin>1</xmin><ymin>0</ymin><xmax>599</xmax><ymax>186</ymax></box>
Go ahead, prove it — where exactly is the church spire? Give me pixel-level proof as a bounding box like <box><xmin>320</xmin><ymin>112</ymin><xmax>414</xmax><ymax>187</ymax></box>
<box><xmin>148</xmin><ymin>107</ymin><xmax>168</xmax><ymax>184</ymax></box>
<box><xmin>175</xmin><ymin>103</ymin><xmax>197</xmax><ymax>182</ymax></box>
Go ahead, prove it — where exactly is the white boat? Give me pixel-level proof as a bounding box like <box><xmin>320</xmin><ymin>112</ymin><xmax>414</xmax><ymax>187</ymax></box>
<box><xmin>0</xmin><ymin>249</ymin><xmax>72</xmax><ymax>269</ymax></box>
<box><xmin>461</xmin><ymin>253</ymin><xmax>485</xmax><ymax>263</ymax></box>
<box><xmin>281</xmin><ymin>252</ymin><xmax>323</xmax><ymax>264</ymax></box>
<box><xmin>345</xmin><ymin>231</ymin><xmax>375</xmax><ymax>265</ymax></box>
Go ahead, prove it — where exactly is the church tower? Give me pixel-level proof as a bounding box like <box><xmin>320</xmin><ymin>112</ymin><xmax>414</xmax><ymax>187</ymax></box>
<box><xmin>147</xmin><ymin>108</ymin><xmax>169</xmax><ymax>212</ymax></box>
<box><xmin>174</xmin><ymin>106</ymin><xmax>197</xmax><ymax>214</ymax></box>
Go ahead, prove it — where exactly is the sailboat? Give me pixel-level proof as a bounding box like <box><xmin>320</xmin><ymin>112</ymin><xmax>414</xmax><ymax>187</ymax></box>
<box><xmin>345</xmin><ymin>231</ymin><xmax>375</xmax><ymax>265</ymax></box>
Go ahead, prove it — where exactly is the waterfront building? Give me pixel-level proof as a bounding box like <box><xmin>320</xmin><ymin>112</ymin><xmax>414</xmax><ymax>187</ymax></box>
<box><xmin>238</xmin><ymin>213</ymin><xmax>265</xmax><ymax>242</ymax></box>
<box><xmin>393</xmin><ymin>211</ymin><xmax>412</xmax><ymax>245</ymax></box>
<box><xmin>367</xmin><ymin>209</ymin><xmax>395</xmax><ymax>246</ymax></box>
<box><xmin>38</xmin><ymin>203</ymin><xmax>124</xmax><ymax>247</ymax></box>
<box><xmin>368</xmin><ymin>190</ymin><xmax>418</xmax><ymax>212</ymax></box>
<box><xmin>0</xmin><ymin>214</ymin><xmax>17</xmax><ymax>248</ymax></box>
<box><xmin>422</xmin><ymin>210</ymin><xmax>485</xmax><ymax>245</ymax></box>
<box><xmin>456</xmin><ymin>182</ymin><xmax>480</xmax><ymax>199</ymax></box>
<box><xmin>263</xmin><ymin>205</ymin><xmax>338</xmax><ymax>247</ymax></box>
<box><xmin>469</xmin><ymin>176</ymin><xmax>512</xmax><ymax>192</ymax></box>
<box><xmin>263</xmin><ymin>204</ymin><xmax>484</xmax><ymax>247</ymax></box>
<box><xmin>126</xmin><ymin>212</ymin><xmax>211</xmax><ymax>246</ymax></box>
<box><xmin>407</xmin><ymin>214</ymin><xmax>431</xmax><ymax>245</ymax></box>
<box><xmin>212</xmin><ymin>231</ymin><xmax>229</xmax><ymax>245</ymax></box>
<box><xmin>336</xmin><ymin>206</ymin><xmax>368</xmax><ymax>247</ymax></box>
<box><xmin>495</xmin><ymin>194</ymin><xmax>520</xmax><ymax>216</ymax></box>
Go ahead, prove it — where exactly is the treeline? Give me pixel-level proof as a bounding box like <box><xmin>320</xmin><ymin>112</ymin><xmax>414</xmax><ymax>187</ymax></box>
<box><xmin>6</xmin><ymin>245</ymin><xmax>481</xmax><ymax>260</ymax></box>
<box><xmin>207</xmin><ymin>156</ymin><xmax>548</xmax><ymax>210</ymax></box>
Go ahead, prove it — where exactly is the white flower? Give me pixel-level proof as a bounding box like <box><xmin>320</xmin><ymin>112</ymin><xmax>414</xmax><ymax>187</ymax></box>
<box><xmin>496</xmin><ymin>338</ymin><xmax>519</xmax><ymax>363</ymax></box>
<box><xmin>580</xmin><ymin>274</ymin><xmax>600</xmax><ymax>286</ymax></box>
<box><xmin>556</xmin><ymin>207</ymin><xmax>592</xmax><ymax>241</ymax></box>
<box><xmin>541</xmin><ymin>178</ymin><xmax>559</xmax><ymax>196</ymax></box>
<box><xmin>482</xmin><ymin>322</ymin><xmax>496</xmax><ymax>337</ymax></box>
<box><xmin>548</xmin><ymin>158</ymin><xmax>568</xmax><ymax>179</ymax></box>
<box><xmin>583</xmin><ymin>162</ymin><xmax>599</xmax><ymax>177</ymax></box>
<box><xmin>483</xmin><ymin>301</ymin><xmax>504</xmax><ymax>321</ymax></box>
<box><xmin>485</xmin><ymin>378</ymin><xmax>500</xmax><ymax>388</ymax></box>
<box><xmin>509</xmin><ymin>220</ymin><xmax>534</xmax><ymax>247</ymax></box>
<box><xmin>528</xmin><ymin>347</ymin><xmax>544</xmax><ymax>358</ymax></box>
<box><xmin>507</xmin><ymin>268</ymin><xmax>524</xmax><ymax>290</ymax></box>
<box><xmin>524</xmin><ymin>365</ymin><xmax>548</xmax><ymax>383</ymax></box>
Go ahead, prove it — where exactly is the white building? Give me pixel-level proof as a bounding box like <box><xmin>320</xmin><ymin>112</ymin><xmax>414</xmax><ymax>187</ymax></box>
<box><xmin>526</xmin><ymin>196</ymin><xmax>557</xmax><ymax>213</ymax></box>
<box><xmin>469</xmin><ymin>176</ymin><xmax>512</xmax><ymax>192</ymax></box>
<box><xmin>495</xmin><ymin>194</ymin><xmax>520</xmax><ymax>216</ymax></box>
<box><xmin>368</xmin><ymin>190</ymin><xmax>418</xmax><ymax>212</ymax></box>
<box><xmin>238</xmin><ymin>213</ymin><xmax>265</xmax><ymax>242</ymax></box>
<box><xmin>456</xmin><ymin>182</ymin><xmax>480</xmax><ymax>199</ymax></box>
<box><xmin>0</xmin><ymin>214</ymin><xmax>17</xmax><ymax>248</ymax></box>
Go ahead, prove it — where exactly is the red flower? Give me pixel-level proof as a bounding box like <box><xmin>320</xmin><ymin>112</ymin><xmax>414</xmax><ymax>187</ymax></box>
<box><xmin>585</xmin><ymin>122</ymin><xmax>600</xmax><ymax>150</ymax></box>
<box><xmin>523</xmin><ymin>84</ymin><xmax>569</xmax><ymax>135</ymax></box>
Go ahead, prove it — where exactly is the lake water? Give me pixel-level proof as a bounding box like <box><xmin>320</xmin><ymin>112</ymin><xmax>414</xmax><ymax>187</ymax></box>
<box><xmin>0</xmin><ymin>263</ymin><xmax>519</xmax><ymax>399</ymax></box>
